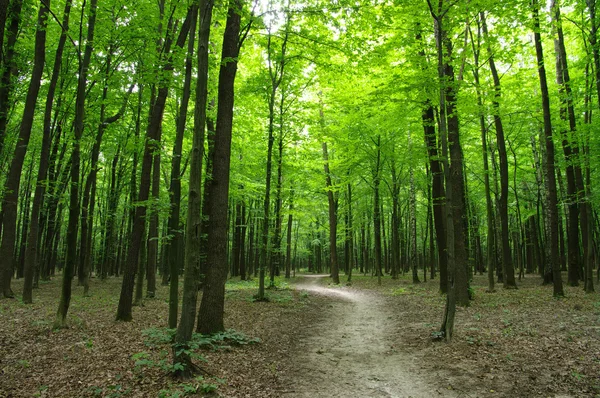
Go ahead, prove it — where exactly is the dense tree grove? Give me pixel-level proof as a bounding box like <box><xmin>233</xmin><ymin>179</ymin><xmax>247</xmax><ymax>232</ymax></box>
<box><xmin>0</xmin><ymin>0</ymin><xmax>599</xmax><ymax>368</ymax></box>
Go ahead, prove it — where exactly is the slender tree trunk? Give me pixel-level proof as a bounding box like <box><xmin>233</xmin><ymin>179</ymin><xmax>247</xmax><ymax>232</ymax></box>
<box><xmin>322</xmin><ymin>141</ymin><xmax>340</xmax><ymax>284</ymax></box>
<box><xmin>285</xmin><ymin>194</ymin><xmax>293</xmax><ymax>279</ymax></box>
<box><xmin>441</xmin><ymin>28</ymin><xmax>469</xmax><ymax>307</ymax></box>
<box><xmin>390</xmin><ymin>163</ymin><xmax>400</xmax><ymax>280</ymax></box>
<box><xmin>80</xmin><ymin>59</ymin><xmax>131</xmax><ymax>296</ymax></box>
<box><xmin>409</xmin><ymin>134</ymin><xmax>419</xmax><ymax>284</ymax></box>
<box><xmin>372</xmin><ymin>135</ymin><xmax>382</xmax><ymax>285</ymax></box>
<box><xmin>134</xmin><ymin>224</ymin><xmax>147</xmax><ymax>306</ymax></box>
<box><xmin>429</xmin><ymin>1</ymin><xmax>458</xmax><ymax>339</ymax></box>
<box><xmin>197</xmin><ymin>111</ymin><xmax>215</xmax><ymax>294</ymax></box>
<box><xmin>0</xmin><ymin>0</ymin><xmax>8</xmax><ymax>68</ymax></box>
<box><xmin>196</xmin><ymin>0</ymin><xmax>244</xmax><ymax>334</ymax></box>
<box><xmin>102</xmin><ymin>144</ymin><xmax>121</xmax><ymax>279</ymax></box>
<box><xmin>167</xmin><ymin>3</ymin><xmax>198</xmax><ymax>326</ymax></box>
<box><xmin>426</xmin><ymin>166</ymin><xmax>436</xmax><ymax>280</ymax></box>
<box><xmin>55</xmin><ymin>0</ymin><xmax>98</xmax><ymax>327</ymax></box>
<box><xmin>15</xmin><ymin>0</ymin><xmax>50</xmax><ymax>302</ymax></box>
<box><xmin>239</xmin><ymin>202</ymin><xmax>247</xmax><ymax>280</ymax></box>
<box><xmin>585</xmin><ymin>0</ymin><xmax>597</xmax><ymax>293</ymax></box>
<box><xmin>16</xmin><ymin>163</ymin><xmax>33</xmax><ymax>279</ymax></box>
<box><xmin>116</xmin><ymin>7</ymin><xmax>194</xmax><ymax>321</ymax></box>
<box><xmin>419</xmin><ymin>27</ymin><xmax>447</xmax><ymax>293</ymax></box>
<box><xmin>532</xmin><ymin>0</ymin><xmax>564</xmax><ymax>297</ymax></box>
<box><xmin>552</xmin><ymin>0</ymin><xmax>588</xmax><ymax>287</ymax></box>
<box><xmin>29</xmin><ymin>0</ymin><xmax>71</xmax><ymax>292</ymax></box>
<box><xmin>0</xmin><ymin>0</ymin><xmax>22</xmax><ymax>157</ymax></box>
<box><xmin>481</xmin><ymin>12</ymin><xmax>516</xmax><ymax>289</ymax></box>
<box><xmin>272</xmin><ymin>133</ymin><xmax>284</xmax><ymax>282</ymax></box>
<box><xmin>346</xmin><ymin>183</ymin><xmax>354</xmax><ymax>283</ymax></box>
<box><xmin>471</xmin><ymin>27</ymin><xmax>497</xmax><ymax>292</ymax></box>
<box><xmin>144</xmin><ymin>150</ymin><xmax>161</xmax><ymax>301</ymax></box>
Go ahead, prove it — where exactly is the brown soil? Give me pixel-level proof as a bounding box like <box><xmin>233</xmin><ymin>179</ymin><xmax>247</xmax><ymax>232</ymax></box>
<box><xmin>1</xmin><ymin>273</ymin><xmax>599</xmax><ymax>398</ymax></box>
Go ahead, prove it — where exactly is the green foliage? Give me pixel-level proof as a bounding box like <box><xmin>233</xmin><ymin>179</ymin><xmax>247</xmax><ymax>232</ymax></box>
<box><xmin>391</xmin><ymin>287</ymin><xmax>408</xmax><ymax>296</ymax></box>
<box><xmin>135</xmin><ymin>328</ymin><xmax>258</xmax><ymax>378</ymax></box>
<box><xmin>198</xmin><ymin>329</ymin><xmax>255</xmax><ymax>350</ymax></box>
<box><xmin>32</xmin><ymin>385</ymin><xmax>48</xmax><ymax>398</ymax></box>
<box><xmin>96</xmin><ymin>384</ymin><xmax>131</xmax><ymax>398</ymax></box>
<box><xmin>142</xmin><ymin>327</ymin><xmax>177</xmax><ymax>347</ymax></box>
<box><xmin>157</xmin><ymin>376</ymin><xmax>222</xmax><ymax>397</ymax></box>
<box><xmin>132</xmin><ymin>350</ymin><xmax>202</xmax><ymax>376</ymax></box>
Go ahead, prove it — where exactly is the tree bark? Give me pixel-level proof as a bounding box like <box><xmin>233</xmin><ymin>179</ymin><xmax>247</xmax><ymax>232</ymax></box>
<box><xmin>7</xmin><ymin>0</ymin><xmax>48</xmax><ymax>302</ymax></box>
<box><xmin>532</xmin><ymin>0</ymin><xmax>564</xmax><ymax>297</ymax></box>
<box><xmin>552</xmin><ymin>0</ymin><xmax>588</xmax><ymax>287</ymax></box>
<box><xmin>322</xmin><ymin>141</ymin><xmax>340</xmax><ymax>284</ymax></box>
<box><xmin>116</xmin><ymin>6</ymin><xmax>194</xmax><ymax>321</ymax></box>
<box><xmin>372</xmin><ymin>135</ymin><xmax>382</xmax><ymax>286</ymax></box>
<box><xmin>141</xmin><ymin>150</ymin><xmax>161</xmax><ymax>303</ymax></box>
<box><xmin>471</xmin><ymin>21</ymin><xmax>496</xmax><ymax>292</ymax></box>
<box><xmin>55</xmin><ymin>0</ymin><xmax>98</xmax><ymax>327</ymax></box>
<box><xmin>196</xmin><ymin>0</ymin><xmax>244</xmax><ymax>334</ymax></box>
<box><xmin>0</xmin><ymin>0</ymin><xmax>22</xmax><ymax>158</ymax></box>
<box><xmin>481</xmin><ymin>12</ymin><xmax>516</xmax><ymax>289</ymax></box>
<box><xmin>167</xmin><ymin>3</ymin><xmax>199</xmax><ymax>326</ymax></box>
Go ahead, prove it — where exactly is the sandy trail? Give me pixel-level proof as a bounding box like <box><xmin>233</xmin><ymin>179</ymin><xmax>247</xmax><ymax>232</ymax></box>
<box><xmin>282</xmin><ymin>275</ymin><xmax>448</xmax><ymax>398</ymax></box>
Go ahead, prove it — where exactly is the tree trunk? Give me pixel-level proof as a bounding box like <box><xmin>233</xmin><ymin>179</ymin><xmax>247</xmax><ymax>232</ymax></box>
<box><xmin>167</xmin><ymin>2</ymin><xmax>198</xmax><ymax>326</ymax></box>
<box><xmin>409</xmin><ymin>135</ymin><xmax>419</xmax><ymax>284</ymax></box>
<box><xmin>346</xmin><ymin>184</ymin><xmax>354</xmax><ymax>283</ymax></box>
<box><xmin>481</xmin><ymin>12</ymin><xmax>516</xmax><ymax>289</ymax></box>
<box><xmin>322</xmin><ymin>141</ymin><xmax>340</xmax><ymax>284</ymax></box>
<box><xmin>9</xmin><ymin>0</ymin><xmax>48</xmax><ymax>302</ymax></box>
<box><xmin>173</xmin><ymin>1</ymin><xmax>209</xmax><ymax>361</ymax></box>
<box><xmin>133</xmin><ymin>224</ymin><xmax>147</xmax><ymax>307</ymax></box>
<box><xmin>390</xmin><ymin>163</ymin><xmax>400</xmax><ymax>280</ymax></box>
<box><xmin>271</xmin><ymin>133</ymin><xmax>284</xmax><ymax>282</ymax></box>
<box><xmin>145</xmin><ymin>149</ymin><xmax>161</xmax><ymax>301</ymax></box>
<box><xmin>0</xmin><ymin>0</ymin><xmax>22</xmax><ymax>157</ymax></box>
<box><xmin>196</xmin><ymin>0</ymin><xmax>243</xmax><ymax>334</ymax></box>
<box><xmin>552</xmin><ymin>1</ymin><xmax>588</xmax><ymax>287</ymax></box>
<box><xmin>285</xmin><ymin>190</ymin><xmax>293</xmax><ymax>279</ymax></box>
<box><xmin>372</xmin><ymin>135</ymin><xmax>382</xmax><ymax>285</ymax></box>
<box><xmin>532</xmin><ymin>0</ymin><xmax>564</xmax><ymax>297</ymax></box>
<box><xmin>116</xmin><ymin>7</ymin><xmax>194</xmax><ymax>321</ymax></box>
<box><xmin>429</xmin><ymin>2</ymin><xmax>458</xmax><ymax>339</ymax></box>
<box><xmin>0</xmin><ymin>0</ymin><xmax>9</xmax><ymax>67</ymax></box>
<box><xmin>55</xmin><ymin>0</ymin><xmax>98</xmax><ymax>327</ymax></box>
<box><xmin>471</xmin><ymin>25</ymin><xmax>497</xmax><ymax>292</ymax></box>
<box><xmin>420</xmin><ymin>31</ymin><xmax>447</xmax><ymax>293</ymax></box>
<box><xmin>585</xmin><ymin>0</ymin><xmax>597</xmax><ymax>293</ymax></box>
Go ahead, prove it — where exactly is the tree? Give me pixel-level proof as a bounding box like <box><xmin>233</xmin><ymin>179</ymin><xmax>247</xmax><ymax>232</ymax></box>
<box><xmin>531</xmin><ymin>0</ymin><xmax>564</xmax><ymax>297</ymax></box>
<box><xmin>0</xmin><ymin>0</ymin><xmax>48</xmax><ymax>300</ymax></box>
<box><xmin>480</xmin><ymin>11</ymin><xmax>517</xmax><ymax>289</ymax></box>
<box><xmin>469</xmin><ymin>17</ymin><xmax>496</xmax><ymax>293</ymax></box>
<box><xmin>258</xmin><ymin>9</ymin><xmax>290</xmax><ymax>298</ymax></box>
<box><xmin>173</xmin><ymin>0</ymin><xmax>212</xmax><ymax>377</ymax></box>
<box><xmin>55</xmin><ymin>0</ymin><xmax>98</xmax><ymax>328</ymax></box>
<box><xmin>116</xmin><ymin>6</ymin><xmax>194</xmax><ymax>321</ymax></box>
<box><xmin>196</xmin><ymin>0</ymin><xmax>247</xmax><ymax>334</ymax></box>
<box><xmin>322</xmin><ymin>141</ymin><xmax>340</xmax><ymax>284</ymax></box>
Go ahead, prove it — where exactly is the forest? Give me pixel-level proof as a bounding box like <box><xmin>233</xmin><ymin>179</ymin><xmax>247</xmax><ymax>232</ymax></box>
<box><xmin>0</xmin><ymin>0</ymin><xmax>599</xmax><ymax>396</ymax></box>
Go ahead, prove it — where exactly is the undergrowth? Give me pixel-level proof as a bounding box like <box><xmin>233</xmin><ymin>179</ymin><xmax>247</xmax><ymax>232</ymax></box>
<box><xmin>132</xmin><ymin>328</ymin><xmax>260</xmax><ymax>395</ymax></box>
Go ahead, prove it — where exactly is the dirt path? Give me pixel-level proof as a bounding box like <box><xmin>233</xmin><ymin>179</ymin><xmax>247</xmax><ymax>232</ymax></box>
<box><xmin>282</xmin><ymin>275</ymin><xmax>448</xmax><ymax>398</ymax></box>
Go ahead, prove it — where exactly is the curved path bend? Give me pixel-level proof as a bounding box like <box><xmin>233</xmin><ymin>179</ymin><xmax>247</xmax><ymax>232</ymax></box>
<box><xmin>282</xmin><ymin>275</ymin><xmax>447</xmax><ymax>398</ymax></box>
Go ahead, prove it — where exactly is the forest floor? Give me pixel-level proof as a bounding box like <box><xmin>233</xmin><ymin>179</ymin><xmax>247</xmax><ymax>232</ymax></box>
<box><xmin>0</xmin><ymin>272</ymin><xmax>599</xmax><ymax>398</ymax></box>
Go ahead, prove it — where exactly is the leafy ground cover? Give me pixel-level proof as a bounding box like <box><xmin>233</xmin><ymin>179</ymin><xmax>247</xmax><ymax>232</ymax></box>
<box><xmin>1</xmin><ymin>272</ymin><xmax>599</xmax><ymax>397</ymax></box>
<box><xmin>0</xmin><ymin>276</ymin><xmax>317</xmax><ymax>397</ymax></box>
